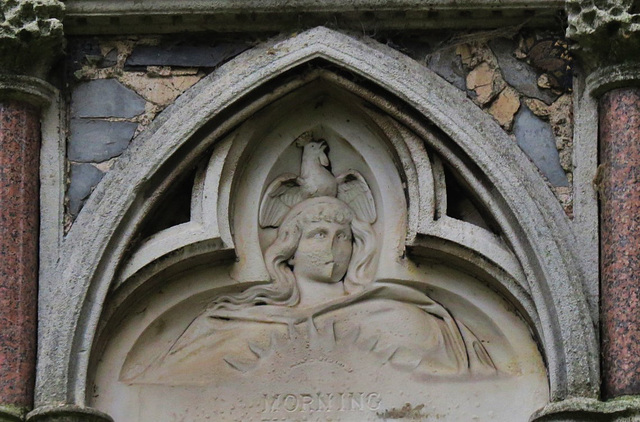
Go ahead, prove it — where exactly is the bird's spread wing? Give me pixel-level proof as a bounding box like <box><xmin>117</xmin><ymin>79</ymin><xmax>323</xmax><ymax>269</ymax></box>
<box><xmin>336</xmin><ymin>170</ymin><xmax>377</xmax><ymax>223</ymax></box>
<box><xmin>259</xmin><ymin>173</ymin><xmax>305</xmax><ymax>228</ymax></box>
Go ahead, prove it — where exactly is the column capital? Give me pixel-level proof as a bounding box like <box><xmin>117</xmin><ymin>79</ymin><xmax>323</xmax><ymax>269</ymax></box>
<box><xmin>0</xmin><ymin>0</ymin><xmax>64</xmax><ymax>80</ymax></box>
<box><xmin>567</xmin><ymin>0</ymin><xmax>640</xmax><ymax>93</ymax></box>
<box><xmin>0</xmin><ymin>74</ymin><xmax>56</xmax><ymax>108</ymax></box>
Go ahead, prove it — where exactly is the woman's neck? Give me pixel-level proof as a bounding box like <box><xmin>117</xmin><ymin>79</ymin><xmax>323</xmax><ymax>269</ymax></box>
<box><xmin>295</xmin><ymin>277</ymin><xmax>346</xmax><ymax>308</ymax></box>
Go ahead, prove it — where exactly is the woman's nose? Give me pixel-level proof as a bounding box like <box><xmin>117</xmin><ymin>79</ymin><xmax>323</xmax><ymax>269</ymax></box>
<box><xmin>324</xmin><ymin>232</ymin><xmax>339</xmax><ymax>260</ymax></box>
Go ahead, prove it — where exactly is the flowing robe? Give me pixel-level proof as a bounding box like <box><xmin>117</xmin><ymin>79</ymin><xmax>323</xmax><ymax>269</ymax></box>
<box><xmin>122</xmin><ymin>282</ymin><xmax>496</xmax><ymax>385</ymax></box>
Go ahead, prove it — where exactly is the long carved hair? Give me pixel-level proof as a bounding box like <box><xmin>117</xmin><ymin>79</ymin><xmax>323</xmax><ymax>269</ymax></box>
<box><xmin>212</xmin><ymin>197</ymin><xmax>377</xmax><ymax>309</ymax></box>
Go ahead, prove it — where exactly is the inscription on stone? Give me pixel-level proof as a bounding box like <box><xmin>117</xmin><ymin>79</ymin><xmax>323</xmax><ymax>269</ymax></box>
<box><xmin>261</xmin><ymin>392</ymin><xmax>381</xmax><ymax>414</ymax></box>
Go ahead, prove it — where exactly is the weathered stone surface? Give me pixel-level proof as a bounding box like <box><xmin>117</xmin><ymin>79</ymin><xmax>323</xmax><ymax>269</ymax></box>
<box><xmin>67</xmin><ymin>163</ymin><xmax>105</xmax><ymax>217</ymax></box>
<box><xmin>426</xmin><ymin>46</ymin><xmax>466</xmax><ymax>91</ymax></box>
<box><xmin>599</xmin><ymin>87</ymin><xmax>640</xmax><ymax>398</ymax></box>
<box><xmin>0</xmin><ymin>404</ymin><xmax>23</xmax><ymax>422</ymax></box>
<box><xmin>0</xmin><ymin>0</ymin><xmax>64</xmax><ymax>78</ymax></box>
<box><xmin>488</xmin><ymin>86</ymin><xmax>520</xmax><ymax>129</ymax></box>
<box><xmin>525</xmin><ymin>98</ymin><xmax>550</xmax><ymax>118</ymax></box>
<box><xmin>71</xmin><ymin>79</ymin><xmax>146</xmax><ymax>118</ymax></box>
<box><xmin>567</xmin><ymin>0</ymin><xmax>640</xmax><ymax>69</ymax></box>
<box><xmin>513</xmin><ymin>104</ymin><xmax>569</xmax><ymax>187</ymax></box>
<box><xmin>126</xmin><ymin>43</ymin><xmax>249</xmax><ymax>68</ymax></box>
<box><xmin>68</xmin><ymin>119</ymin><xmax>137</xmax><ymax>162</ymax></box>
<box><xmin>489</xmin><ymin>38</ymin><xmax>557</xmax><ymax>105</ymax></box>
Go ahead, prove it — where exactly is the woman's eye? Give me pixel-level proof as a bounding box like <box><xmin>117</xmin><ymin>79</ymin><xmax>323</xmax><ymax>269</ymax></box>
<box><xmin>313</xmin><ymin>231</ymin><xmax>326</xmax><ymax>239</ymax></box>
<box><xmin>337</xmin><ymin>233</ymin><xmax>350</xmax><ymax>241</ymax></box>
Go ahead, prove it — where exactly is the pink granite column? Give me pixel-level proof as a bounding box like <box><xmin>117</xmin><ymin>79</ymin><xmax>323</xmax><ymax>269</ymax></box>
<box><xmin>599</xmin><ymin>87</ymin><xmax>640</xmax><ymax>399</ymax></box>
<box><xmin>0</xmin><ymin>99</ymin><xmax>40</xmax><ymax>415</ymax></box>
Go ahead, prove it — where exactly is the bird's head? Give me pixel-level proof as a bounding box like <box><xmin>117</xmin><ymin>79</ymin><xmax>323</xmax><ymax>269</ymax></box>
<box><xmin>296</xmin><ymin>132</ymin><xmax>330</xmax><ymax>167</ymax></box>
<box><xmin>304</xmin><ymin>139</ymin><xmax>330</xmax><ymax>167</ymax></box>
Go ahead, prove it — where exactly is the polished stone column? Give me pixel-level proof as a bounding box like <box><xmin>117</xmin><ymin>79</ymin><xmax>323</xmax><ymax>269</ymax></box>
<box><xmin>0</xmin><ymin>1</ymin><xmax>64</xmax><ymax>420</ymax></box>
<box><xmin>567</xmin><ymin>0</ymin><xmax>640</xmax><ymax>403</ymax></box>
<box><xmin>599</xmin><ymin>87</ymin><xmax>640</xmax><ymax>398</ymax></box>
<box><xmin>0</xmin><ymin>100</ymin><xmax>41</xmax><ymax>421</ymax></box>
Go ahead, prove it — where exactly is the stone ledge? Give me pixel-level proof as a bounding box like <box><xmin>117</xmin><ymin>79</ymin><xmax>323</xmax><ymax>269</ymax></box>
<box><xmin>66</xmin><ymin>0</ymin><xmax>563</xmax><ymax>12</ymax></box>
<box><xmin>26</xmin><ymin>405</ymin><xmax>112</xmax><ymax>422</ymax></box>
<box><xmin>64</xmin><ymin>0</ymin><xmax>564</xmax><ymax>34</ymax></box>
<box><xmin>531</xmin><ymin>397</ymin><xmax>640</xmax><ymax>422</ymax></box>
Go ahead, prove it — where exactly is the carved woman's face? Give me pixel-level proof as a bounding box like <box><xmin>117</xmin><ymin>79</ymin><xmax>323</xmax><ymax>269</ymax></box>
<box><xmin>291</xmin><ymin>219</ymin><xmax>353</xmax><ymax>284</ymax></box>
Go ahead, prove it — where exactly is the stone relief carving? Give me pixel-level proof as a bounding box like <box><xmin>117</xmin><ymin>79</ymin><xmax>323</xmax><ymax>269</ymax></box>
<box><xmin>121</xmin><ymin>133</ymin><xmax>496</xmax><ymax>386</ymax></box>
<box><xmin>92</xmin><ymin>88</ymin><xmax>549</xmax><ymax>421</ymax></box>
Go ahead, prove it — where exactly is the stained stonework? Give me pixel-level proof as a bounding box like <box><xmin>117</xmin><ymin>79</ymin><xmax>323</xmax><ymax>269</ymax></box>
<box><xmin>34</xmin><ymin>27</ymin><xmax>600</xmax><ymax>422</ymax></box>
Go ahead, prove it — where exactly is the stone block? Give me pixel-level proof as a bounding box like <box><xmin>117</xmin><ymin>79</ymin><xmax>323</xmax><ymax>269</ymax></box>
<box><xmin>489</xmin><ymin>38</ymin><xmax>557</xmax><ymax>105</ymax></box>
<box><xmin>488</xmin><ymin>87</ymin><xmax>521</xmax><ymax>130</ymax></box>
<box><xmin>100</xmin><ymin>48</ymin><xmax>119</xmax><ymax>68</ymax></box>
<box><xmin>426</xmin><ymin>47</ymin><xmax>466</xmax><ymax>91</ymax></box>
<box><xmin>68</xmin><ymin>119</ymin><xmax>138</xmax><ymax>163</ymax></box>
<box><xmin>68</xmin><ymin>163</ymin><xmax>105</xmax><ymax>216</ymax></box>
<box><xmin>513</xmin><ymin>104</ymin><xmax>569</xmax><ymax>187</ymax></box>
<box><xmin>71</xmin><ymin>79</ymin><xmax>146</xmax><ymax>118</ymax></box>
<box><xmin>119</xmin><ymin>73</ymin><xmax>204</xmax><ymax>106</ymax></box>
<box><xmin>466</xmin><ymin>61</ymin><xmax>503</xmax><ymax>105</ymax></box>
<box><xmin>126</xmin><ymin>43</ymin><xmax>249</xmax><ymax>68</ymax></box>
